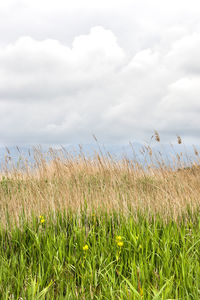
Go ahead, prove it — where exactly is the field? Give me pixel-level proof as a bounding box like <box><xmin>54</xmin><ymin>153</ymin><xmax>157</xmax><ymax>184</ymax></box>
<box><xmin>1</xmin><ymin>135</ymin><xmax>200</xmax><ymax>299</ymax></box>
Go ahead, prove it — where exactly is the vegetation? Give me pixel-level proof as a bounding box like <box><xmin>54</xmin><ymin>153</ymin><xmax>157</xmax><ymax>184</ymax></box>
<box><xmin>1</xmin><ymin>133</ymin><xmax>200</xmax><ymax>299</ymax></box>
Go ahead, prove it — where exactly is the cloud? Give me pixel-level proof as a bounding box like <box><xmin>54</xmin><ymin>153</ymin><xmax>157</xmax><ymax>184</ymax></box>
<box><xmin>165</xmin><ymin>33</ymin><xmax>200</xmax><ymax>74</ymax></box>
<box><xmin>0</xmin><ymin>25</ymin><xmax>200</xmax><ymax>144</ymax></box>
<box><xmin>0</xmin><ymin>27</ymin><xmax>125</xmax><ymax>101</ymax></box>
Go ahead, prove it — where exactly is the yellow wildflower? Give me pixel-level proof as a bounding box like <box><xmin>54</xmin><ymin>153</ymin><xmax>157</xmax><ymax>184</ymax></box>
<box><xmin>40</xmin><ymin>218</ymin><xmax>45</xmax><ymax>224</ymax></box>
<box><xmin>116</xmin><ymin>235</ymin><xmax>122</xmax><ymax>241</ymax></box>
<box><xmin>83</xmin><ymin>245</ymin><xmax>89</xmax><ymax>251</ymax></box>
<box><xmin>117</xmin><ymin>241</ymin><xmax>124</xmax><ymax>247</ymax></box>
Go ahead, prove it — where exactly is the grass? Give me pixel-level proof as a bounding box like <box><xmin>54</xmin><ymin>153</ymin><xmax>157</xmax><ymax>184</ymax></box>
<box><xmin>1</xmin><ymin>134</ymin><xmax>200</xmax><ymax>298</ymax></box>
<box><xmin>1</xmin><ymin>212</ymin><xmax>200</xmax><ymax>299</ymax></box>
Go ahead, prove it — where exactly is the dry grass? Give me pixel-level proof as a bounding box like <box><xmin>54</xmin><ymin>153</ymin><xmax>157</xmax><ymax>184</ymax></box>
<box><xmin>1</xmin><ymin>136</ymin><xmax>200</xmax><ymax>225</ymax></box>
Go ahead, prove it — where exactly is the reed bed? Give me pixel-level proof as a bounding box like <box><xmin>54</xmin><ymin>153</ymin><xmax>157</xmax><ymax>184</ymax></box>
<box><xmin>0</xmin><ymin>136</ymin><xmax>200</xmax><ymax>224</ymax></box>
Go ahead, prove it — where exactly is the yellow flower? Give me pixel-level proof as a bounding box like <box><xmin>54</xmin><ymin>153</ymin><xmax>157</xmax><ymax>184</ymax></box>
<box><xmin>40</xmin><ymin>218</ymin><xmax>45</xmax><ymax>224</ymax></box>
<box><xmin>117</xmin><ymin>241</ymin><xmax>124</xmax><ymax>247</ymax></box>
<box><xmin>116</xmin><ymin>235</ymin><xmax>122</xmax><ymax>241</ymax></box>
<box><xmin>83</xmin><ymin>245</ymin><xmax>89</xmax><ymax>251</ymax></box>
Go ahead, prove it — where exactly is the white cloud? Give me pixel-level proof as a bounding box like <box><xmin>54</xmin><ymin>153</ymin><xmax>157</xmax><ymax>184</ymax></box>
<box><xmin>165</xmin><ymin>33</ymin><xmax>200</xmax><ymax>74</ymax></box>
<box><xmin>0</xmin><ymin>28</ymin><xmax>125</xmax><ymax>103</ymax></box>
<box><xmin>1</xmin><ymin>1</ymin><xmax>200</xmax><ymax>145</ymax></box>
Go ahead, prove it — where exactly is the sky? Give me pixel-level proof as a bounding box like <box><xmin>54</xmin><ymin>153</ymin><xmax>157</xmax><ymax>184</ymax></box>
<box><xmin>1</xmin><ymin>0</ymin><xmax>200</xmax><ymax>146</ymax></box>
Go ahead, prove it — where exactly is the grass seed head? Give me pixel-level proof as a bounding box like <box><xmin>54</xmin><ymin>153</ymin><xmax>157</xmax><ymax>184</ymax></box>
<box><xmin>154</xmin><ymin>130</ymin><xmax>160</xmax><ymax>142</ymax></box>
<box><xmin>177</xmin><ymin>135</ymin><xmax>182</xmax><ymax>144</ymax></box>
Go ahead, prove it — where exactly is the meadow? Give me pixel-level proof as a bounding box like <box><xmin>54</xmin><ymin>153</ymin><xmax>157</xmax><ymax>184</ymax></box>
<box><xmin>1</xmin><ymin>134</ymin><xmax>200</xmax><ymax>299</ymax></box>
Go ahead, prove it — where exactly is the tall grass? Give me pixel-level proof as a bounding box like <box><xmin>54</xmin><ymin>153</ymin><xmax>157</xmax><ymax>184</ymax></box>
<box><xmin>1</xmin><ymin>134</ymin><xmax>200</xmax><ymax>298</ymax></box>
<box><xmin>1</xmin><ymin>135</ymin><xmax>200</xmax><ymax>224</ymax></box>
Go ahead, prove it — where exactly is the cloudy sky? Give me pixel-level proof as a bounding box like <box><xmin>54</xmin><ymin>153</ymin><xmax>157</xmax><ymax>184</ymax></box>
<box><xmin>1</xmin><ymin>0</ymin><xmax>200</xmax><ymax>146</ymax></box>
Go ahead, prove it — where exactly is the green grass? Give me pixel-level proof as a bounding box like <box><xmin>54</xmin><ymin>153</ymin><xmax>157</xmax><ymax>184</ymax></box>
<box><xmin>1</xmin><ymin>211</ymin><xmax>200</xmax><ymax>299</ymax></box>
